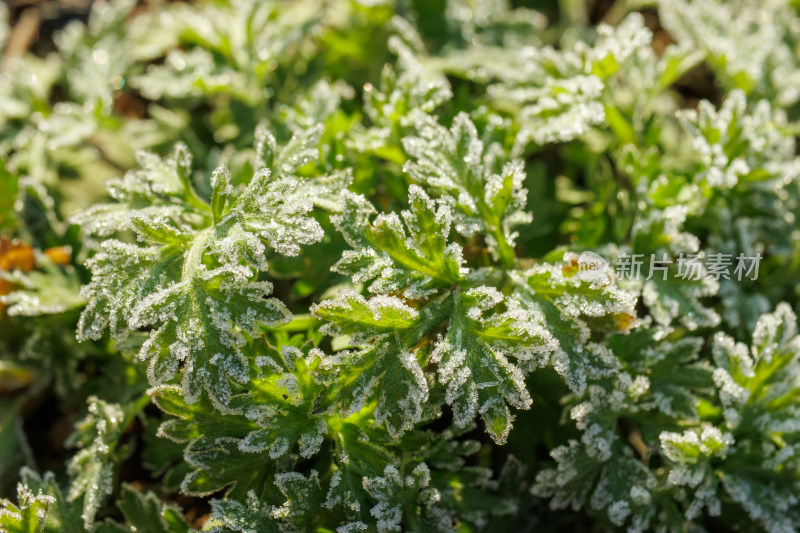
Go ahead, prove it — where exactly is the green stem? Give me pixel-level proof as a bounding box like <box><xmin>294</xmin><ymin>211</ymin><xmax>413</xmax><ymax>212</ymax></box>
<box><xmin>177</xmin><ymin>161</ymin><xmax>212</xmax><ymax>213</ymax></box>
<box><xmin>181</xmin><ymin>228</ymin><xmax>212</xmax><ymax>281</ymax></box>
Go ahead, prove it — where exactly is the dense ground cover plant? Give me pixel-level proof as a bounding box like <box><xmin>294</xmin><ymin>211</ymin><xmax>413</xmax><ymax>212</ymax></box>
<box><xmin>1</xmin><ymin>0</ymin><xmax>799</xmax><ymax>531</ymax></box>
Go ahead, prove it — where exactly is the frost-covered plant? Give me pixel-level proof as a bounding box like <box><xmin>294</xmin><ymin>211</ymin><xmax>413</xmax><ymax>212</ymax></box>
<box><xmin>2</xmin><ymin>1</ymin><xmax>800</xmax><ymax>532</ymax></box>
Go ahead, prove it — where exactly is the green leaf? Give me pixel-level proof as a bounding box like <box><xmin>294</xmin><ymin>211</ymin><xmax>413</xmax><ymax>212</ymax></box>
<box><xmin>132</xmin><ymin>266</ymin><xmax>289</xmax><ymax>404</ymax></box>
<box><xmin>76</xmin><ymin>128</ymin><xmax>326</xmax><ymax>405</ymax></box>
<box><xmin>432</xmin><ymin>287</ymin><xmax>553</xmax><ymax>443</ymax></box>
<box><xmin>209</xmin><ymin>471</ymin><xmax>325</xmax><ymax>533</ymax></box>
<box><xmin>512</xmin><ymin>253</ymin><xmax>636</xmax><ymax>394</ymax></box>
<box><xmin>66</xmin><ymin>396</ymin><xmax>149</xmax><ymax>530</ymax></box>
<box><xmin>236</xmin><ymin>344</ymin><xmax>329</xmax><ymax>460</ymax></box>
<box><xmin>0</xmin><ymin>482</ymin><xmax>54</xmax><ymax>533</ymax></box>
<box><xmin>151</xmin><ymin>385</ymin><xmax>281</xmax><ymax>500</ymax></box>
<box><xmin>314</xmin><ymin>290</ymin><xmax>449</xmax><ymax>437</ymax></box>
<box><xmin>332</xmin><ymin>186</ymin><xmax>467</xmax><ymax>299</ymax></box>
<box><xmin>403</xmin><ymin>112</ymin><xmax>531</xmax><ymax>266</ymax></box>
<box><xmin>610</xmin><ymin>330</ymin><xmax>714</xmax><ymax>420</ymax></box>
<box><xmin>110</xmin><ymin>484</ymin><xmax>189</xmax><ymax>533</ymax></box>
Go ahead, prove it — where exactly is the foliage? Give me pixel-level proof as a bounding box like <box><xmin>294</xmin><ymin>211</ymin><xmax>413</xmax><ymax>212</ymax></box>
<box><xmin>1</xmin><ymin>0</ymin><xmax>800</xmax><ymax>531</ymax></box>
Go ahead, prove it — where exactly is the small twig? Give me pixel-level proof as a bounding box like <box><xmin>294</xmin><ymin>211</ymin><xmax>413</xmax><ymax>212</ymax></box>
<box><xmin>3</xmin><ymin>7</ymin><xmax>40</xmax><ymax>62</ymax></box>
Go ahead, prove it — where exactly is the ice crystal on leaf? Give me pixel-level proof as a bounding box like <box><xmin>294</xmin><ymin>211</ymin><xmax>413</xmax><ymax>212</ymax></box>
<box><xmin>7</xmin><ymin>3</ymin><xmax>800</xmax><ymax>533</ymax></box>
<box><xmin>238</xmin><ymin>344</ymin><xmax>329</xmax><ymax>460</ymax></box>
<box><xmin>332</xmin><ymin>186</ymin><xmax>467</xmax><ymax>299</ymax></box>
<box><xmin>151</xmin><ymin>344</ymin><xmax>330</xmax><ymax>499</ymax></box>
<box><xmin>76</xmin><ymin>128</ymin><xmax>327</xmax><ymax>405</ymax></box>
<box><xmin>0</xmin><ymin>481</ymin><xmax>54</xmax><ymax>533</ymax></box>
<box><xmin>609</xmin><ymin>328</ymin><xmax>714</xmax><ymax>420</ymax></box>
<box><xmin>133</xmin><ymin>0</ymin><xmax>321</xmax><ymax>108</ymax></box>
<box><xmin>208</xmin><ymin>472</ymin><xmax>324</xmax><ymax>533</ymax></box>
<box><xmin>151</xmin><ymin>385</ymin><xmax>282</xmax><ymax>500</ymax></box>
<box><xmin>533</xmin><ymin>438</ymin><xmax>672</xmax><ymax>533</ymax></box>
<box><xmin>403</xmin><ymin>112</ymin><xmax>532</xmax><ymax>266</ymax></box>
<box><xmin>313</xmin><ymin>290</ymin><xmax>438</xmax><ymax>438</ymax></box>
<box><xmin>512</xmin><ymin>252</ymin><xmax>636</xmax><ymax>394</ymax></box>
<box><xmin>457</xmin><ymin>13</ymin><xmax>653</xmax><ymax>149</ymax></box>
<box><xmin>431</xmin><ymin>287</ymin><xmax>553</xmax><ymax>443</ymax></box>
<box><xmin>66</xmin><ymin>396</ymin><xmax>147</xmax><ymax>530</ymax></box>
<box><xmin>361</xmin><ymin>463</ymin><xmax>453</xmax><ymax>532</ymax></box>
<box><xmin>660</xmin><ymin>0</ymin><xmax>800</xmax><ymax>106</ymax></box>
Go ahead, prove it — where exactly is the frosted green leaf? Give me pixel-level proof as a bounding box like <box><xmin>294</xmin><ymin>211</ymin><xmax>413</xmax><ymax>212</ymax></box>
<box><xmin>252</xmin><ymin>123</ymin><xmax>354</xmax><ymax>211</ymax></box>
<box><xmin>254</xmin><ymin>123</ymin><xmax>321</xmax><ymax>176</ymax></box>
<box><xmin>512</xmin><ymin>253</ymin><xmax>637</xmax><ymax>395</ymax></box>
<box><xmin>66</xmin><ymin>396</ymin><xmax>148</xmax><ymax>530</ymax></box>
<box><xmin>656</xmin><ymin>305</ymin><xmax>800</xmax><ymax>531</ymax></box>
<box><xmin>70</xmin><ymin>143</ymin><xmax>198</xmax><ymax>242</ymax></box>
<box><xmin>324</xmin><ymin>417</ymin><xmax>519</xmax><ymax>531</ymax></box>
<box><xmin>76</xmin><ymin>128</ymin><xmax>326</xmax><ymax>404</ymax></box>
<box><xmin>431</xmin><ymin>287</ymin><xmax>554</xmax><ymax>444</ymax></box>
<box><xmin>628</xmin><ymin>207</ymin><xmax>720</xmax><ymax>330</ymax></box>
<box><xmin>211</xmin><ymin>168</ymin><xmax>324</xmax><ymax>266</ymax></box>
<box><xmin>660</xmin><ymin>426</ymin><xmax>733</xmax><ymax>465</ymax></box>
<box><xmin>677</xmin><ymin>90</ymin><xmax>798</xmax><ymax>190</ymax></box>
<box><xmin>609</xmin><ymin>329</ymin><xmax>713</xmax><ymax>419</ymax></box>
<box><xmin>362</xmin><ymin>36</ymin><xmax>452</xmax><ymax>130</ymax></box>
<box><xmin>531</xmin><ymin>318</ymin><xmax>719</xmax><ymax>530</ymax></box>
<box><xmin>0</xmin><ymin>481</ymin><xmax>54</xmax><ymax>533</ymax></box>
<box><xmin>237</xmin><ymin>344</ymin><xmax>329</xmax><ymax>460</ymax></box>
<box><xmin>131</xmin><ymin>267</ymin><xmax>289</xmax><ymax>404</ymax></box>
<box><xmin>658</xmin><ymin>426</ymin><xmax>732</xmax><ymax>520</ymax></box>
<box><xmin>720</xmin><ymin>475</ymin><xmax>800</xmax><ymax>533</ymax></box>
<box><xmin>676</xmin><ymin>91</ymin><xmax>800</xmax><ymax>272</ymax></box>
<box><xmin>9</xmin><ymin>469</ymin><xmax>83</xmax><ymax>533</ymax></box>
<box><xmin>361</xmin><ymin>463</ymin><xmax>453</xmax><ymax>533</ymax></box>
<box><xmin>279</xmin><ymin>80</ymin><xmax>343</xmax><ymax>133</ymax></box>
<box><xmin>208</xmin><ymin>471</ymin><xmax>324</xmax><ymax>533</ymax></box>
<box><xmin>151</xmin><ymin>386</ymin><xmax>283</xmax><ymax>500</ymax></box>
<box><xmin>712</xmin><ymin>303</ymin><xmax>800</xmax><ymax>432</ymax></box>
<box><xmin>323</xmin><ymin>410</ymin><xmax>397</xmax><ymax>525</ymax></box>
<box><xmin>208</xmin><ymin>491</ymin><xmax>280</xmax><ymax>533</ymax></box>
<box><xmin>533</xmin><ymin>440</ymin><xmax>676</xmax><ymax>532</ymax></box>
<box><xmin>403</xmin><ymin>112</ymin><xmax>532</xmax><ymax>266</ymax></box>
<box><xmin>479</xmin><ymin>13</ymin><xmax>652</xmax><ymax>148</ymax></box>
<box><xmin>152</xmin><ymin>344</ymin><xmax>330</xmax><ymax>496</ymax></box>
<box><xmin>332</xmin><ymin>186</ymin><xmax>467</xmax><ymax>299</ymax></box>
<box><xmin>103</xmin><ymin>484</ymin><xmax>189</xmax><ymax>533</ymax></box>
<box><xmin>314</xmin><ymin>291</ymin><xmax>446</xmax><ymax>437</ymax></box>
<box><xmin>0</xmin><ymin>254</ymin><xmax>84</xmax><ymax>317</ymax></box>
<box><xmin>660</xmin><ymin>0</ymin><xmax>800</xmax><ymax>105</ymax></box>
<box><xmin>314</xmin><ymin>289</ymin><xmax>419</xmax><ymax>344</ymax></box>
